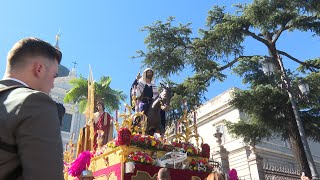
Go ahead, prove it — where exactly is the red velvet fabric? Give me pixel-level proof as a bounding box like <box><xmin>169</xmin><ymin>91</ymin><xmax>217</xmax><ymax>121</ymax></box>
<box><xmin>93</xmin><ymin>112</ymin><xmax>111</xmax><ymax>149</ymax></box>
<box><xmin>124</xmin><ymin>163</ymin><xmax>209</xmax><ymax>180</ymax></box>
<box><xmin>74</xmin><ymin>162</ymin><xmax>209</xmax><ymax>179</ymax></box>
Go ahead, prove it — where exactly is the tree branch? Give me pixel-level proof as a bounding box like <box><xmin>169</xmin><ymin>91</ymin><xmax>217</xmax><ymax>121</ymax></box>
<box><xmin>277</xmin><ymin>50</ymin><xmax>320</xmax><ymax>70</ymax></box>
<box><xmin>218</xmin><ymin>55</ymin><xmax>260</xmax><ymax>71</ymax></box>
<box><xmin>244</xmin><ymin>30</ymin><xmax>270</xmax><ymax>47</ymax></box>
<box><xmin>272</xmin><ymin>25</ymin><xmax>286</xmax><ymax>43</ymax></box>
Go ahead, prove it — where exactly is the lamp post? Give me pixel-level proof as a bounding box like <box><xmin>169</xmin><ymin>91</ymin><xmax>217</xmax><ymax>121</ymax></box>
<box><xmin>261</xmin><ymin>56</ymin><xmax>319</xmax><ymax>179</ymax></box>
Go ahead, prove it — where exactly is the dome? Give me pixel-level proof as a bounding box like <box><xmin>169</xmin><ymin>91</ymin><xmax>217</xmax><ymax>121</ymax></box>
<box><xmin>58</xmin><ymin>64</ymin><xmax>70</xmax><ymax>77</ymax></box>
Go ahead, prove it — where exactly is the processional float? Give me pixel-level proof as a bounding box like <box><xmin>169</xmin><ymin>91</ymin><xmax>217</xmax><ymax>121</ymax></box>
<box><xmin>63</xmin><ymin>68</ymin><xmax>219</xmax><ymax>180</ymax></box>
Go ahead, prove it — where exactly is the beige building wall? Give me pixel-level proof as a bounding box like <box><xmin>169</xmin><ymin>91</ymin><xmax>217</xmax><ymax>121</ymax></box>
<box><xmin>192</xmin><ymin>88</ymin><xmax>320</xmax><ymax>179</ymax></box>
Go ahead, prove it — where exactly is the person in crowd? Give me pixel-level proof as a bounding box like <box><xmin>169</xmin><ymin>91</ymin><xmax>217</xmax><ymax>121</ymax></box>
<box><xmin>0</xmin><ymin>37</ymin><xmax>64</xmax><ymax>179</ymax></box>
<box><xmin>157</xmin><ymin>167</ymin><xmax>171</xmax><ymax>180</ymax></box>
<box><xmin>79</xmin><ymin>169</ymin><xmax>95</xmax><ymax>180</ymax></box>
<box><xmin>205</xmin><ymin>172</ymin><xmax>225</xmax><ymax>180</ymax></box>
<box><xmin>300</xmin><ymin>172</ymin><xmax>311</xmax><ymax>180</ymax></box>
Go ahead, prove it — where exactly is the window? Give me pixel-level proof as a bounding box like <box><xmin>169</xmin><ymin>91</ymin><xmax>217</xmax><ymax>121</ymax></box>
<box><xmin>61</xmin><ymin>113</ymin><xmax>72</xmax><ymax>132</ymax></box>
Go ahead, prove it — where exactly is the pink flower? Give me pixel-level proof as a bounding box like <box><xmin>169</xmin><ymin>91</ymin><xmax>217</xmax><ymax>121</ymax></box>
<box><xmin>229</xmin><ymin>168</ymin><xmax>238</xmax><ymax>180</ymax></box>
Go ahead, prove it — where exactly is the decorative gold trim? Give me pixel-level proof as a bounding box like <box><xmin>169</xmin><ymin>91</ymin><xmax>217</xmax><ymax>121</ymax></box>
<box><xmin>191</xmin><ymin>176</ymin><xmax>202</xmax><ymax>180</ymax></box>
<box><xmin>131</xmin><ymin>170</ymin><xmax>157</xmax><ymax>180</ymax></box>
<box><xmin>94</xmin><ymin>171</ymin><xmax>117</xmax><ymax>180</ymax></box>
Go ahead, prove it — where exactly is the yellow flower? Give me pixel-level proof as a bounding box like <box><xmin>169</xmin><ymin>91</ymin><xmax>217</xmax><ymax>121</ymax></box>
<box><xmin>151</xmin><ymin>140</ymin><xmax>156</xmax><ymax>146</ymax></box>
<box><xmin>187</xmin><ymin>149</ymin><xmax>193</xmax><ymax>153</ymax></box>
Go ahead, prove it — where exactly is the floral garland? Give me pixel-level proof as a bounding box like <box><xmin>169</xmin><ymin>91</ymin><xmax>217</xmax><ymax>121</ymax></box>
<box><xmin>171</xmin><ymin>141</ymin><xmax>198</xmax><ymax>156</ymax></box>
<box><xmin>127</xmin><ymin>151</ymin><xmax>154</xmax><ymax>165</ymax></box>
<box><xmin>189</xmin><ymin>158</ymin><xmax>212</xmax><ymax>172</ymax></box>
<box><xmin>201</xmin><ymin>143</ymin><xmax>210</xmax><ymax>158</ymax></box>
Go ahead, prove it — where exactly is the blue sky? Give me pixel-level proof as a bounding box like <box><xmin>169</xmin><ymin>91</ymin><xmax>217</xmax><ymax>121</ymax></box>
<box><xmin>1</xmin><ymin>0</ymin><xmax>319</xmax><ymax>106</ymax></box>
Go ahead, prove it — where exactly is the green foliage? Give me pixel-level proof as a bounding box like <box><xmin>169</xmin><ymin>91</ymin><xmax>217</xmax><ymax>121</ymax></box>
<box><xmin>134</xmin><ymin>16</ymin><xmax>193</xmax><ymax>78</ymax></box>
<box><xmin>64</xmin><ymin>75</ymin><xmax>126</xmax><ymax>113</ymax></box>
<box><xmin>225</xmin><ymin>119</ymin><xmax>274</xmax><ymax>143</ymax></box>
<box><xmin>135</xmin><ymin>0</ymin><xmax>320</xmax><ymax>141</ymax></box>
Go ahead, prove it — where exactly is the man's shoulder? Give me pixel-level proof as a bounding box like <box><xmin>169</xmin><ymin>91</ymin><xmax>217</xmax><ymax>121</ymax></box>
<box><xmin>2</xmin><ymin>85</ymin><xmax>54</xmax><ymax>106</ymax></box>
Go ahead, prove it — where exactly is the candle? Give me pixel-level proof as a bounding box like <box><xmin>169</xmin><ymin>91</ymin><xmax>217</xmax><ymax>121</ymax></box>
<box><xmin>71</xmin><ymin>132</ymin><xmax>75</xmax><ymax>141</ymax></box>
<box><xmin>115</xmin><ymin>109</ymin><xmax>118</xmax><ymax>122</ymax></box>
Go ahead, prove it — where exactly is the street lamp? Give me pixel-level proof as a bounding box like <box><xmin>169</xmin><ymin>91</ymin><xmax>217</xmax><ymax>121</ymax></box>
<box><xmin>261</xmin><ymin>56</ymin><xmax>277</xmax><ymax>76</ymax></box>
<box><xmin>298</xmin><ymin>79</ymin><xmax>310</xmax><ymax>96</ymax></box>
<box><xmin>261</xmin><ymin>55</ymin><xmax>319</xmax><ymax>179</ymax></box>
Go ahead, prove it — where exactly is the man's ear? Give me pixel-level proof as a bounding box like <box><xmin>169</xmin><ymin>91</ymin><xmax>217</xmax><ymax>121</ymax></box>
<box><xmin>33</xmin><ymin>61</ymin><xmax>44</xmax><ymax>78</ymax></box>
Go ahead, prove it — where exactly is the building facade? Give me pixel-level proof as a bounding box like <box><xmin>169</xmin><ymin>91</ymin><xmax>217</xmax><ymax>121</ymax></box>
<box><xmin>199</xmin><ymin>88</ymin><xmax>320</xmax><ymax>179</ymax></box>
<box><xmin>166</xmin><ymin>88</ymin><xmax>320</xmax><ymax>179</ymax></box>
<box><xmin>50</xmin><ymin>65</ymin><xmax>86</xmax><ymax>151</ymax></box>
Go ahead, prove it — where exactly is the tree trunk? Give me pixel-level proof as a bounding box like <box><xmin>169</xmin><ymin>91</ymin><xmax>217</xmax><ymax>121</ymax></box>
<box><xmin>287</xmin><ymin>115</ymin><xmax>311</xmax><ymax>178</ymax></box>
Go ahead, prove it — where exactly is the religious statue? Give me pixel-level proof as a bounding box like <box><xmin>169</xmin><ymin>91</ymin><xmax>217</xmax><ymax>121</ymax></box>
<box><xmin>93</xmin><ymin>101</ymin><xmax>114</xmax><ymax>149</ymax></box>
<box><xmin>130</xmin><ymin>68</ymin><xmax>172</xmax><ymax>135</ymax></box>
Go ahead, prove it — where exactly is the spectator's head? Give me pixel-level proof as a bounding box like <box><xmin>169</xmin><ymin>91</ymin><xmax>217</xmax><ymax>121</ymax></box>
<box><xmin>157</xmin><ymin>168</ymin><xmax>171</xmax><ymax>180</ymax></box>
<box><xmin>79</xmin><ymin>169</ymin><xmax>95</xmax><ymax>180</ymax></box>
<box><xmin>205</xmin><ymin>172</ymin><xmax>225</xmax><ymax>180</ymax></box>
<box><xmin>4</xmin><ymin>37</ymin><xmax>62</xmax><ymax>94</ymax></box>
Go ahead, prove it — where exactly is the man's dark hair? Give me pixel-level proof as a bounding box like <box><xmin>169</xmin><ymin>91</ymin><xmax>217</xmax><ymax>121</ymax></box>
<box><xmin>7</xmin><ymin>37</ymin><xmax>62</xmax><ymax>68</ymax></box>
<box><xmin>97</xmin><ymin>101</ymin><xmax>105</xmax><ymax>111</ymax></box>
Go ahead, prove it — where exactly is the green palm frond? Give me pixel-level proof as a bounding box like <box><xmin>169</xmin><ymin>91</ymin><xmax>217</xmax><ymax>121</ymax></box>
<box><xmin>64</xmin><ymin>75</ymin><xmax>126</xmax><ymax>113</ymax></box>
<box><xmin>78</xmin><ymin>99</ymin><xmax>88</xmax><ymax>113</ymax></box>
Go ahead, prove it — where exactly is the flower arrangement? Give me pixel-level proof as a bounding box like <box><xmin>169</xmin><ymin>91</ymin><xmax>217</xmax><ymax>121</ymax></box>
<box><xmin>149</xmin><ymin>135</ymin><xmax>162</xmax><ymax>149</ymax></box>
<box><xmin>131</xmin><ymin>133</ymin><xmax>162</xmax><ymax>150</ymax></box>
<box><xmin>171</xmin><ymin>141</ymin><xmax>198</xmax><ymax>156</ymax></box>
<box><xmin>161</xmin><ymin>144</ymin><xmax>174</xmax><ymax>151</ymax></box>
<box><xmin>189</xmin><ymin>158</ymin><xmax>212</xmax><ymax>172</ymax></box>
<box><xmin>229</xmin><ymin>168</ymin><xmax>238</xmax><ymax>180</ymax></box>
<box><xmin>189</xmin><ymin>159</ymin><xmax>198</xmax><ymax>171</ymax></box>
<box><xmin>127</xmin><ymin>151</ymin><xmax>154</xmax><ymax>165</ymax></box>
<box><xmin>201</xmin><ymin>143</ymin><xmax>210</xmax><ymax>158</ymax></box>
<box><xmin>115</xmin><ymin>128</ymin><xmax>131</xmax><ymax>146</ymax></box>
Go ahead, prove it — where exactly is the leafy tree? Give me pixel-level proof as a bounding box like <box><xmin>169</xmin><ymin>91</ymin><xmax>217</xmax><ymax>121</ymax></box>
<box><xmin>134</xmin><ymin>0</ymin><xmax>320</xmax><ymax>177</ymax></box>
<box><xmin>64</xmin><ymin>76</ymin><xmax>126</xmax><ymax>113</ymax></box>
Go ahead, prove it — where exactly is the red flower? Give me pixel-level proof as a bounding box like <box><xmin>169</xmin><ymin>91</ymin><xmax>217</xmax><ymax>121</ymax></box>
<box><xmin>190</xmin><ymin>159</ymin><xmax>197</xmax><ymax>165</ymax></box>
<box><xmin>201</xmin><ymin>143</ymin><xmax>210</xmax><ymax>158</ymax></box>
<box><xmin>116</xmin><ymin>128</ymin><xmax>131</xmax><ymax>146</ymax></box>
<box><xmin>133</xmin><ymin>156</ymin><xmax>139</xmax><ymax>161</ymax></box>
